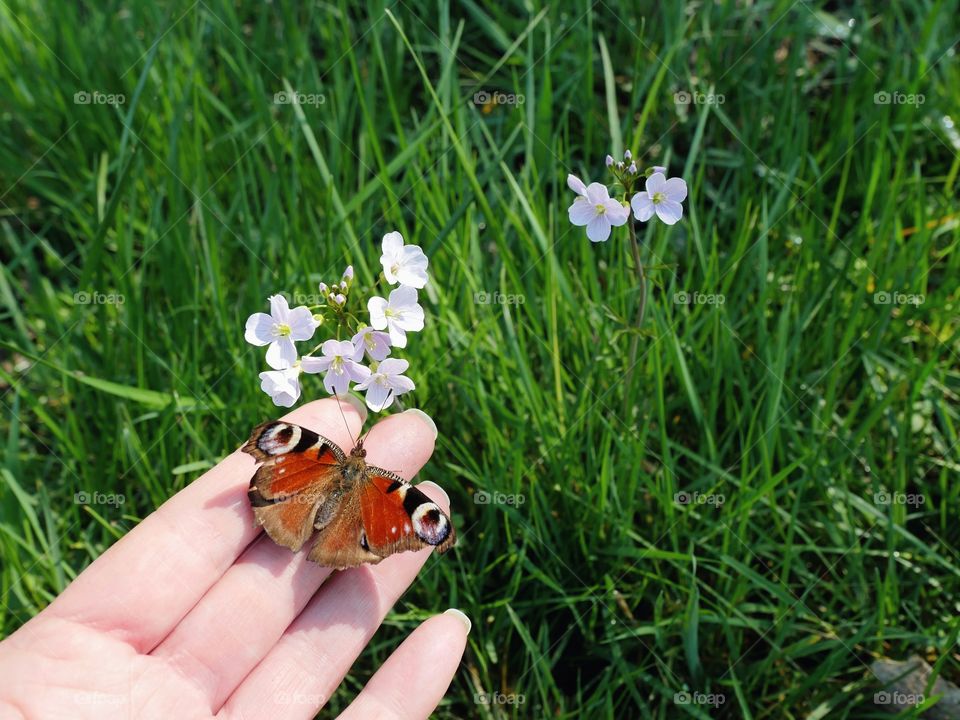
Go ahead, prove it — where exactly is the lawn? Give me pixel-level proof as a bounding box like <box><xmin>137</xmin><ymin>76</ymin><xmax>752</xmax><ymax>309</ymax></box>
<box><xmin>2</xmin><ymin>0</ymin><xmax>959</xmax><ymax>717</ymax></box>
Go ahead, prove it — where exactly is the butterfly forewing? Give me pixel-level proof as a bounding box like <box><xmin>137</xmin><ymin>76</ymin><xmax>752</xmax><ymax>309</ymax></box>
<box><xmin>243</xmin><ymin>422</ymin><xmax>343</xmax><ymax>552</ymax></box>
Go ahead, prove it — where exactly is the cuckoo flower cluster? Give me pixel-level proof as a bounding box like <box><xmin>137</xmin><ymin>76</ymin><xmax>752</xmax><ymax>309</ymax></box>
<box><xmin>567</xmin><ymin>149</ymin><xmax>687</xmax><ymax>242</ymax></box>
<box><xmin>244</xmin><ymin>232</ymin><xmax>428</xmax><ymax>411</ymax></box>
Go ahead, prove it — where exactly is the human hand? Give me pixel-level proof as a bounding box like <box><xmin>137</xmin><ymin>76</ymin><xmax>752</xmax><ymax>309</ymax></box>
<box><xmin>0</xmin><ymin>398</ymin><xmax>468</xmax><ymax>719</ymax></box>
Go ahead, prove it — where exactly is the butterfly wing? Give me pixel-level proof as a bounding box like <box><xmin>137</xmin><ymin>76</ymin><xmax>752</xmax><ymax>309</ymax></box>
<box><xmin>242</xmin><ymin>421</ymin><xmax>346</xmax><ymax>552</ymax></box>
<box><xmin>308</xmin><ymin>466</ymin><xmax>455</xmax><ymax>569</ymax></box>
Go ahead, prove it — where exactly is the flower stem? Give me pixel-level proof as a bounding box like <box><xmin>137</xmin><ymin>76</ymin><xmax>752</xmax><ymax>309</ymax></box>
<box><xmin>623</xmin><ymin>218</ymin><xmax>646</xmax><ymax>417</ymax></box>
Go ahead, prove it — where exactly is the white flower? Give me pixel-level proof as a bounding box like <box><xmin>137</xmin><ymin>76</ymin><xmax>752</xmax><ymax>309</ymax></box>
<box><xmin>354</xmin><ymin>358</ymin><xmax>415</xmax><ymax>411</ymax></box>
<box><xmin>301</xmin><ymin>339</ymin><xmax>370</xmax><ymax>395</ymax></box>
<box><xmin>244</xmin><ymin>295</ymin><xmax>318</xmax><ymax>369</ymax></box>
<box><xmin>258</xmin><ymin>365</ymin><xmax>302</xmax><ymax>408</ymax></box>
<box><xmin>367</xmin><ymin>286</ymin><xmax>424</xmax><ymax>349</ymax></box>
<box><xmin>567</xmin><ymin>174</ymin><xmax>630</xmax><ymax>243</ymax></box>
<box><xmin>631</xmin><ymin>172</ymin><xmax>687</xmax><ymax>225</ymax></box>
<box><xmin>352</xmin><ymin>326</ymin><xmax>392</xmax><ymax>361</ymax></box>
<box><xmin>380</xmin><ymin>231</ymin><xmax>429</xmax><ymax>288</ymax></box>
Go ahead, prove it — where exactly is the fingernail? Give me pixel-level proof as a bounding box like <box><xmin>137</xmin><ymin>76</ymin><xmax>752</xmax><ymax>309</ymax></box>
<box><xmin>417</xmin><ymin>481</ymin><xmax>450</xmax><ymax>508</ymax></box>
<box><xmin>335</xmin><ymin>393</ymin><xmax>368</xmax><ymax>424</ymax></box>
<box><xmin>444</xmin><ymin>608</ymin><xmax>471</xmax><ymax>634</ymax></box>
<box><xmin>403</xmin><ymin>408</ymin><xmax>437</xmax><ymax>439</ymax></box>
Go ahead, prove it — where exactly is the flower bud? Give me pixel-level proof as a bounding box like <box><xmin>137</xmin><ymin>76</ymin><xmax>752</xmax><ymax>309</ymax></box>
<box><xmin>333</xmin><ymin>293</ymin><xmax>346</xmax><ymax>305</ymax></box>
<box><xmin>318</xmin><ymin>282</ymin><xmax>328</xmax><ymax>294</ymax></box>
<box><xmin>605</xmin><ymin>154</ymin><xmax>614</xmax><ymax>167</ymax></box>
<box><xmin>624</xmin><ymin>149</ymin><xmax>632</xmax><ymax>160</ymax></box>
<box><xmin>342</xmin><ymin>265</ymin><xmax>354</xmax><ymax>281</ymax></box>
<box><xmin>617</xmin><ymin>161</ymin><xmax>624</xmax><ymax>171</ymax></box>
<box><xmin>628</xmin><ymin>162</ymin><xmax>637</xmax><ymax>174</ymax></box>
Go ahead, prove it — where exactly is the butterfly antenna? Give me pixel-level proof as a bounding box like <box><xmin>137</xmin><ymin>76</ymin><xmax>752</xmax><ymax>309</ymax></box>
<box><xmin>334</xmin><ymin>395</ymin><xmax>361</xmax><ymax>449</ymax></box>
<box><xmin>354</xmin><ymin>390</ymin><xmax>393</xmax><ymax>449</ymax></box>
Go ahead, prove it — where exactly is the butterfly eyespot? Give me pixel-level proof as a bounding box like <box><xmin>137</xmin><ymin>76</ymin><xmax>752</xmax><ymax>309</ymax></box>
<box><xmin>411</xmin><ymin>502</ymin><xmax>449</xmax><ymax>546</ymax></box>
<box><xmin>258</xmin><ymin>423</ymin><xmax>302</xmax><ymax>455</ymax></box>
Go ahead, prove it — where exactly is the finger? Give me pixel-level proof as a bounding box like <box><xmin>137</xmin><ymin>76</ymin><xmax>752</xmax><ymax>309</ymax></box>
<box><xmin>162</xmin><ymin>410</ymin><xmax>438</xmax><ymax>713</ymax></box>
<box><xmin>44</xmin><ymin>396</ymin><xmax>365</xmax><ymax>653</ymax></box>
<box><xmin>218</xmin><ymin>412</ymin><xmax>448</xmax><ymax>720</ymax></box>
<box><xmin>338</xmin><ymin>611</ymin><xmax>470</xmax><ymax>720</ymax></box>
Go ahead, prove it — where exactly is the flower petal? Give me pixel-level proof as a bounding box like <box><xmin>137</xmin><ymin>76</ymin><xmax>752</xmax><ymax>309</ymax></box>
<box><xmin>382</xmin><ymin>231</ymin><xmax>404</xmax><ymax>255</ymax></box>
<box><xmin>655</xmin><ymin>199</ymin><xmax>683</xmax><ymax>225</ymax></box>
<box><xmin>286</xmin><ymin>307</ymin><xmax>318</xmax><ymax>341</ymax></box>
<box><xmin>664</xmin><ymin>177</ymin><xmax>688</xmax><ymax>203</ymax></box>
<box><xmin>584</xmin><ymin>182</ymin><xmax>611</xmax><ymax>204</ymax></box>
<box><xmin>265</xmin><ymin>336</ymin><xmax>298</xmax><ymax>370</ymax></box>
<box><xmin>386</xmin><ymin>323</ymin><xmax>407</xmax><ymax>348</ymax></box>
<box><xmin>566</xmin><ymin>174</ymin><xmax>588</xmax><ymax>196</ymax></box>
<box><xmin>387</xmin><ymin>373</ymin><xmax>415</xmax><ymax>394</ymax></box>
<box><xmin>586</xmin><ymin>215</ymin><xmax>612</xmax><ymax>243</ymax></box>
<box><xmin>346</xmin><ymin>360</ymin><xmax>372</xmax><ymax>382</ymax></box>
<box><xmin>645</xmin><ymin>172</ymin><xmax>666</xmax><ymax>196</ymax></box>
<box><xmin>605</xmin><ymin>199</ymin><xmax>629</xmax><ymax>226</ymax></box>
<box><xmin>363</xmin><ymin>382</ymin><xmax>393</xmax><ymax>411</ymax></box>
<box><xmin>631</xmin><ymin>192</ymin><xmax>655</xmax><ymax>222</ymax></box>
<box><xmin>300</xmin><ymin>355</ymin><xmax>330</xmax><ymax>374</ymax></box>
<box><xmin>244</xmin><ymin>313</ymin><xmax>274</xmax><ymax>346</ymax></box>
<box><xmin>322</xmin><ymin>369</ymin><xmax>351</xmax><ymax>395</ymax></box>
<box><xmin>568</xmin><ymin>197</ymin><xmax>595</xmax><ymax>226</ymax></box>
<box><xmin>268</xmin><ymin>294</ymin><xmax>291</xmax><ymax>323</ymax></box>
<box><xmin>368</xmin><ymin>296</ymin><xmax>388</xmax><ymax>329</ymax></box>
<box><xmin>379</xmin><ymin>358</ymin><xmax>410</xmax><ymax>375</ymax></box>
<box><xmin>396</xmin><ymin>303</ymin><xmax>425</xmax><ymax>332</ymax></box>
<box><xmin>389</xmin><ymin>285</ymin><xmax>419</xmax><ymax>309</ymax></box>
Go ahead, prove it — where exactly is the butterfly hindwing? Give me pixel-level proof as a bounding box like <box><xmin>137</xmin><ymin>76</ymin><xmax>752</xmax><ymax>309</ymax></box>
<box><xmin>307</xmin><ymin>492</ymin><xmax>384</xmax><ymax>569</ymax></box>
<box><xmin>359</xmin><ymin>469</ymin><xmax>456</xmax><ymax>558</ymax></box>
<box><xmin>242</xmin><ymin>422</ymin><xmax>345</xmax><ymax>552</ymax></box>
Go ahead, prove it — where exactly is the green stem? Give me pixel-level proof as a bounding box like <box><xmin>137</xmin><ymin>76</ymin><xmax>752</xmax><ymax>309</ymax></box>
<box><xmin>623</xmin><ymin>218</ymin><xmax>647</xmax><ymax>417</ymax></box>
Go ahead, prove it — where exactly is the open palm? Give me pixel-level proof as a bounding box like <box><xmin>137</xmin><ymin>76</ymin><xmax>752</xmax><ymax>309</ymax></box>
<box><xmin>0</xmin><ymin>398</ymin><xmax>467</xmax><ymax>719</ymax></box>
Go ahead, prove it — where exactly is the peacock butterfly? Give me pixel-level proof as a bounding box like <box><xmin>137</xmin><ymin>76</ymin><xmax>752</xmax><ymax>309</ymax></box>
<box><xmin>242</xmin><ymin>420</ymin><xmax>455</xmax><ymax>569</ymax></box>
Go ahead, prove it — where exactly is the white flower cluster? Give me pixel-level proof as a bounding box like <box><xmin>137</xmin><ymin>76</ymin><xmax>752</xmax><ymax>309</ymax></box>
<box><xmin>567</xmin><ymin>150</ymin><xmax>688</xmax><ymax>242</ymax></box>
<box><xmin>244</xmin><ymin>232</ymin><xmax>429</xmax><ymax>411</ymax></box>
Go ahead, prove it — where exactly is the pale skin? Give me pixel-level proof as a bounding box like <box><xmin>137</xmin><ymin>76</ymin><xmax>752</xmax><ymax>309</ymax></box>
<box><xmin>0</xmin><ymin>398</ymin><xmax>467</xmax><ymax>719</ymax></box>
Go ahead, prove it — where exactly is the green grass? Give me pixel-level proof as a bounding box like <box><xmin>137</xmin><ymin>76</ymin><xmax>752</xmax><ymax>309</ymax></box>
<box><xmin>2</xmin><ymin>0</ymin><xmax>960</xmax><ymax>717</ymax></box>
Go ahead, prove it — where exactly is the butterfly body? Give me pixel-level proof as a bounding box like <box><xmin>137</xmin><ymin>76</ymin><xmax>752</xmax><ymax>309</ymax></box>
<box><xmin>243</xmin><ymin>421</ymin><xmax>455</xmax><ymax>569</ymax></box>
